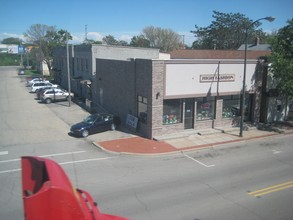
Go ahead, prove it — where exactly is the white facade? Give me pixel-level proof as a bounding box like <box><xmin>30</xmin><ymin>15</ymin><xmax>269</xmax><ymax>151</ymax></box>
<box><xmin>164</xmin><ymin>60</ymin><xmax>257</xmax><ymax>98</ymax></box>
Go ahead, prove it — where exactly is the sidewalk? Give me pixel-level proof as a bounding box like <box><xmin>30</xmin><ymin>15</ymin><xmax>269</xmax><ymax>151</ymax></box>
<box><xmin>94</xmin><ymin>125</ymin><xmax>293</xmax><ymax>155</ymax></box>
<box><xmin>52</xmin><ymin>99</ymin><xmax>293</xmax><ymax>156</ymax></box>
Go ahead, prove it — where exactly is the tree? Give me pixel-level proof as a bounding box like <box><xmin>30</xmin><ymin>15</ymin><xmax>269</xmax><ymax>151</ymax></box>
<box><xmin>191</xmin><ymin>11</ymin><xmax>268</xmax><ymax>50</ymax></box>
<box><xmin>117</xmin><ymin>40</ymin><xmax>129</xmax><ymax>46</ymax></box>
<box><xmin>24</xmin><ymin>24</ymin><xmax>55</xmax><ymax>43</ymax></box>
<box><xmin>1</xmin><ymin>37</ymin><xmax>22</xmax><ymax>45</ymax></box>
<box><xmin>102</xmin><ymin>35</ymin><xmax>118</xmax><ymax>45</ymax></box>
<box><xmin>269</xmin><ymin>18</ymin><xmax>293</xmax><ymax>96</ymax></box>
<box><xmin>24</xmin><ymin>24</ymin><xmax>72</xmax><ymax>74</ymax></box>
<box><xmin>45</xmin><ymin>29</ymin><xmax>72</xmax><ymax>72</ymax></box>
<box><xmin>130</xmin><ymin>35</ymin><xmax>150</xmax><ymax>48</ymax></box>
<box><xmin>142</xmin><ymin>26</ymin><xmax>181</xmax><ymax>52</ymax></box>
<box><xmin>83</xmin><ymin>39</ymin><xmax>102</xmax><ymax>45</ymax></box>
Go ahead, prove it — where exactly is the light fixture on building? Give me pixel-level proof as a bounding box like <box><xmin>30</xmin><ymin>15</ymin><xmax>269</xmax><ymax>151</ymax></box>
<box><xmin>156</xmin><ymin>92</ymin><xmax>160</xmax><ymax>99</ymax></box>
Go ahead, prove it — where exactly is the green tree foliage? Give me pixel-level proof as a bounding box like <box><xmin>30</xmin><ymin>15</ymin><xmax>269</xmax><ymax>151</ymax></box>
<box><xmin>83</xmin><ymin>39</ymin><xmax>102</xmax><ymax>45</ymax></box>
<box><xmin>269</xmin><ymin>18</ymin><xmax>293</xmax><ymax>96</ymax></box>
<box><xmin>191</xmin><ymin>11</ymin><xmax>268</xmax><ymax>49</ymax></box>
<box><xmin>117</xmin><ymin>40</ymin><xmax>129</xmax><ymax>46</ymax></box>
<box><xmin>24</xmin><ymin>24</ymin><xmax>72</xmax><ymax>74</ymax></box>
<box><xmin>102</xmin><ymin>35</ymin><xmax>118</xmax><ymax>45</ymax></box>
<box><xmin>142</xmin><ymin>26</ymin><xmax>181</xmax><ymax>52</ymax></box>
<box><xmin>0</xmin><ymin>54</ymin><xmax>20</xmax><ymax>66</ymax></box>
<box><xmin>130</xmin><ymin>35</ymin><xmax>150</xmax><ymax>48</ymax></box>
<box><xmin>101</xmin><ymin>35</ymin><xmax>128</xmax><ymax>46</ymax></box>
<box><xmin>1</xmin><ymin>37</ymin><xmax>22</xmax><ymax>45</ymax></box>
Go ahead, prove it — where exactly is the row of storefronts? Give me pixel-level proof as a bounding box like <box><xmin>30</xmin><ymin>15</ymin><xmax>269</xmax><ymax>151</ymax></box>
<box><xmin>53</xmin><ymin>45</ymin><xmax>291</xmax><ymax>139</ymax></box>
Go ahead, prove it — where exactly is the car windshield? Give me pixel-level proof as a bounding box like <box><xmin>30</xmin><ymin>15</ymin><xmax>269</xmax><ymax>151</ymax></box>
<box><xmin>83</xmin><ymin>115</ymin><xmax>97</xmax><ymax>124</ymax></box>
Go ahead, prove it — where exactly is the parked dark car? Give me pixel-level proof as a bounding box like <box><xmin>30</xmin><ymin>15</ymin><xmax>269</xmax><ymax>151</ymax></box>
<box><xmin>70</xmin><ymin>113</ymin><xmax>120</xmax><ymax>137</ymax></box>
<box><xmin>18</xmin><ymin>69</ymin><xmax>25</xmax><ymax>75</ymax></box>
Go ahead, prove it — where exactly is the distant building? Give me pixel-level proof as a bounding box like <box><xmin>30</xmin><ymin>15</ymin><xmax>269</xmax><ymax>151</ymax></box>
<box><xmin>238</xmin><ymin>37</ymin><xmax>271</xmax><ymax>51</ymax></box>
<box><xmin>0</xmin><ymin>44</ymin><xmax>23</xmax><ymax>54</ymax></box>
<box><xmin>53</xmin><ymin>44</ymin><xmax>162</xmax><ymax>109</ymax></box>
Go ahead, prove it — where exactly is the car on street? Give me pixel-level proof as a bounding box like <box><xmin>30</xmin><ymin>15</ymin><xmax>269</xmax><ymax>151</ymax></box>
<box><xmin>70</xmin><ymin>113</ymin><xmax>120</xmax><ymax>137</ymax></box>
<box><xmin>35</xmin><ymin>86</ymin><xmax>60</xmax><ymax>99</ymax></box>
<box><xmin>30</xmin><ymin>82</ymin><xmax>58</xmax><ymax>93</ymax></box>
<box><xmin>40</xmin><ymin>88</ymin><xmax>74</xmax><ymax>104</ymax></box>
<box><xmin>18</xmin><ymin>69</ymin><xmax>25</xmax><ymax>75</ymax></box>
<box><xmin>27</xmin><ymin>78</ymin><xmax>48</xmax><ymax>86</ymax></box>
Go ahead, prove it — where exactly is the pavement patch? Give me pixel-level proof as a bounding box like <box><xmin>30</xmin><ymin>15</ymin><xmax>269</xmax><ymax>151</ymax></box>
<box><xmin>95</xmin><ymin>137</ymin><xmax>177</xmax><ymax>154</ymax></box>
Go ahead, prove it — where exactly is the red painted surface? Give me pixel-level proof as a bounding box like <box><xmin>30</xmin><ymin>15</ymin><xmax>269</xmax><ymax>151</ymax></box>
<box><xmin>21</xmin><ymin>156</ymin><xmax>128</xmax><ymax>220</ymax></box>
<box><xmin>98</xmin><ymin>137</ymin><xmax>177</xmax><ymax>154</ymax></box>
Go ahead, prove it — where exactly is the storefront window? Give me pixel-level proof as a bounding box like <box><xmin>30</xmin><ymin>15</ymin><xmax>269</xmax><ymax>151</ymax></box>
<box><xmin>163</xmin><ymin>99</ymin><xmax>182</xmax><ymax>125</ymax></box>
<box><xmin>220</xmin><ymin>95</ymin><xmax>240</xmax><ymax>118</ymax></box>
<box><xmin>196</xmin><ymin>97</ymin><xmax>215</xmax><ymax>120</ymax></box>
<box><xmin>218</xmin><ymin>95</ymin><xmax>241</xmax><ymax>118</ymax></box>
<box><xmin>137</xmin><ymin>96</ymin><xmax>147</xmax><ymax>124</ymax></box>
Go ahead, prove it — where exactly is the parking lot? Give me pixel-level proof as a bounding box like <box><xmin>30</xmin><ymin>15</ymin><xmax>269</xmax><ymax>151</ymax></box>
<box><xmin>24</xmin><ymin>69</ymin><xmax>133</xmax><ymax>142</ymax></box>
<box><xmin>0</xmin><ymin>66</ymin><xmax>134</xmax><ymax>219</ymax></box>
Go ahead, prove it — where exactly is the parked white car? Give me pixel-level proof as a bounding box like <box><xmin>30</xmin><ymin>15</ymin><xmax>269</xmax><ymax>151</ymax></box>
<box><xmin>27</xmin><ymin>78</ymin><xmax>49</xmax><ymax>86</ymax></box>
<box><xmin>40</xmin><ymin>88</ymin><xmax>74</xmax><ymax>104</ymax></box>
<box><xmin>30</xmin><ymin>82</ymin><xmax>58</xmax><ymax>93</ymax></box>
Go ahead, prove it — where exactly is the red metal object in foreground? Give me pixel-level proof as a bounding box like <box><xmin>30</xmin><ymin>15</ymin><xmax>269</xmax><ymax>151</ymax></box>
<box><xmin>21</xmin><ymin>156</ymin><xmax>128</xmax><ymax>220</ymax></box>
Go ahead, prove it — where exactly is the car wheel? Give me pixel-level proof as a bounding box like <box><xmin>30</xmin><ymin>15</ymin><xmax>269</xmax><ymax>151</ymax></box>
<box><xmin>82</xmin><ymin>130</ymin><xmax>89</xmax><ymax>137</ymax></box>
<box><xmin>45</xmin><ymin>98</ymin><xmax>52</xmax><ymax>104</ymax></box>
<box><xmin>111</xmin><ymin>123</ymin><xmax>116</xmax><ymax>131</ymax></box>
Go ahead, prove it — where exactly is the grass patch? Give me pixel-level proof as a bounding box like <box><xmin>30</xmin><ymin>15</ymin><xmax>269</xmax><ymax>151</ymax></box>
<box><xmin>0</xmin><ymin>54</ymin><xmax>20</xmax><ymax>66</ymax></box>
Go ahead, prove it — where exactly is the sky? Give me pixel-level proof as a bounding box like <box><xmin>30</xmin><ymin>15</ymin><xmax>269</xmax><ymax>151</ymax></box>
<box><xmin>0</xmin><ymin>0</ymin><xmax>292</xmax><ymax>46</ymax></box>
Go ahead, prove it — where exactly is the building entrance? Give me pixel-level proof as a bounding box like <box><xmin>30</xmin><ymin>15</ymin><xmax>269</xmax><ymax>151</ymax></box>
<box><xmin>184</xmin><ymin>99</ymin><xmax>194</xmax><ymax>129</ymax></box>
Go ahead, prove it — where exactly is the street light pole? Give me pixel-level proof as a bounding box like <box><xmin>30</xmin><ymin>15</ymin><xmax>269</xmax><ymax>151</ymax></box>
<box><xmin>66</xmin><ymin>33</ymin><xmax>71</xmax><ymax>107</ymax></box>
<box><xmin>239</xmin><ymin>16</ymin><xmax>275</xmax><ymax>137</ymax></box>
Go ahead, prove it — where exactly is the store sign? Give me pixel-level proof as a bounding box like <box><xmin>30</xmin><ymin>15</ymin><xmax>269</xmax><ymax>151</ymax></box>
<box><xmin>200</xmin><ymin>74</ymin><xmax>235</xmax><ymax>83</ymax></box>
<box><xmin>200</xmin><ymin>103</ymin><xmax>210</xmax><ymax>109</ymax></box>
<box><xmin>126</xmin><ymin>114</ymin><xmax>138</xmax><ymax>131</ymax></box>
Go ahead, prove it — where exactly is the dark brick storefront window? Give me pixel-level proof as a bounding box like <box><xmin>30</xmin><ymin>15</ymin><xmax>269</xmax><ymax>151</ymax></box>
<box><xmin>163</xmin><ymin>99</ymin><xmax>182</xmax><ymax>125</ymax></box>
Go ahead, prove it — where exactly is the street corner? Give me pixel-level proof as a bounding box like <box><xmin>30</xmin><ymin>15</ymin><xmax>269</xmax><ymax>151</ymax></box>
<box><xmin>94</xmin><ymin>136</ymin><xmax>178</xmax><ymax>155</ymax></box>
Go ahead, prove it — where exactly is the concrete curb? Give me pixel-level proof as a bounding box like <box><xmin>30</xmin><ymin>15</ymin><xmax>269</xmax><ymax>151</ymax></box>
<box><xmin>92</xmin><ymin>130</ymin><xmax>293</xmax><ymax>156</ymax></box>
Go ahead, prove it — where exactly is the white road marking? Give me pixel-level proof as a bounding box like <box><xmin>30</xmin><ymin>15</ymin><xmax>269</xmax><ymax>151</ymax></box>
<box><xmin>0</xmin><ymin>169</ymin><xmax>21</xmax><ymax>174</ymax></box>
<box><xmin>0</xmin><ymin>156</ymin><xmax>118</xmax><ymax>174</ymax></box>
<box><xmin>272</xmin><ymin>150</ymin><xmax>282</xmax><ymax>154</ymax></box>
<box><xmin>0</xmin><ymin>151</ymin><xmax>8</xmax><ymax>156</ymax></box>
<box><xmin>39</xmin><ymin>151</ymin><xmax>87</xmax><ymax>158</ymax></box>
<box><xmin>59</xmin><ymin>156</ymin><xmax>118</xmax><ymax>165</ymax></box>
<box><xmin>0</xmin><ymin>158</ymin><xmax>19</xmax><ymax>163</ymax></box>
<box><xmin>182</xmin><ymin>153</ymin><xmax>215</xmax><ymax>168</ymax></box>
<box><xmin>0</xmin><ymin>151</ymin><xmax>87</xmax><ymax>163</ymax></box>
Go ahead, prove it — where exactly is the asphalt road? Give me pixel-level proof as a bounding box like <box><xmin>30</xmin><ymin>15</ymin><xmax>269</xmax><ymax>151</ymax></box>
<box><xmin>0</xmin><ymin>66</ymin><xmax>293</xmax><ymax>220</ymax></box>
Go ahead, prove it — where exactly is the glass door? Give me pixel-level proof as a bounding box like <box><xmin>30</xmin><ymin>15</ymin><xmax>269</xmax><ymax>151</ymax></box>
<box><xmin>184</xmin><ymin>99</ymin><xmax>194</xmax><ymax>129</ymax></box>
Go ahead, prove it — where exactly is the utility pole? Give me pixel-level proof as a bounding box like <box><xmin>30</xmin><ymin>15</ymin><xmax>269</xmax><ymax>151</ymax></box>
<box><xmin>66</xmin><ymin>33</ymin><xmax>71</xmax><ymax>107</ymax></box>
<box><xmin>85</xmin><ymin>24</ymin><xmax>88</xmax><ymax>43</ymax></box>
<box><xmin>239</xmin><ymin>16</ymin><xmax>275</xmax><ymax>137</ymax></box>
<box><xmin>181</xmin><ymin>35</ymin><xmax>185</xmax><ymax>45</ymax></box>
